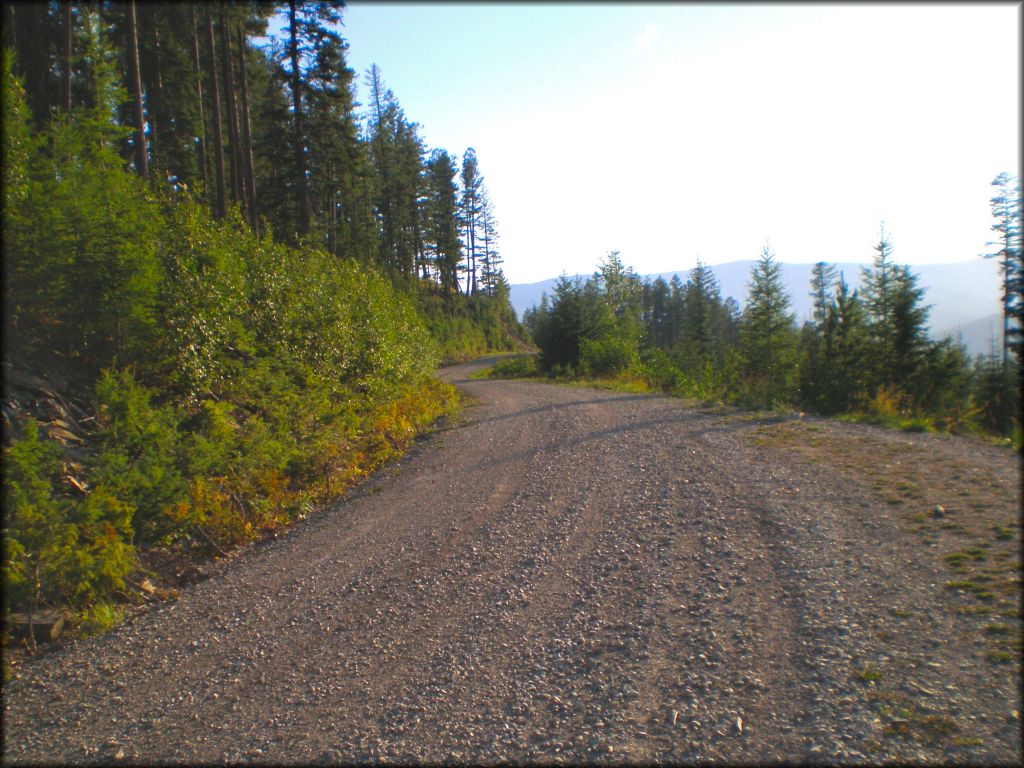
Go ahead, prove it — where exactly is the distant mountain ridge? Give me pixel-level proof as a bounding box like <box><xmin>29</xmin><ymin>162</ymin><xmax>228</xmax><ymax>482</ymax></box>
<box><xmin>508</xmin><ymin>259</ymin><xmax>1004</xmax><ymax>357</ymax></box>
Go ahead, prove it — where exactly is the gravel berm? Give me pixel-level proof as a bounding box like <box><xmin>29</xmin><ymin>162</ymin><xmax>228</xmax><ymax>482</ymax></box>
<box><xmin>3</xmin><ymin>356</ymin><xmax>1021</xmax><ymax>765</ymax></box>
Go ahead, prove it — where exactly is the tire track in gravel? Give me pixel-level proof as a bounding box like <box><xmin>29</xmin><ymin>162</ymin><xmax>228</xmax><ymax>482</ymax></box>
<box><xmin>2</xmin><ymin>357</ymin><xmax>1019</xmax><ymax>765</ymax></box>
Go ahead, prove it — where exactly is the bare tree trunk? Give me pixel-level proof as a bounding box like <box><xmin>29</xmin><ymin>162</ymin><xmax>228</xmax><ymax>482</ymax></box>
<box><xmin>189</xmin><ymin>4</ymin><xmax>210</xmax><ymax>198</ymax></box>
<box><xmin>235</xmin><ymin>22</ymin><xmax>259</xmax><ymax>236</ymax></box>
<box><xmin>287</xmin><ymin>0</ymin><xmax>310</xmax><ymax>235</ymax></box>
<box><xmin>218</xmin><ymin>4</ymin><xmax>244</xmax><ymax>213</ymax></box>
<box><xmin>327</xmin><ymin>160</ymin><xmax>337</xmax><ymax>255</ymax></box>
<box><xmin>3</xmin><ymin>4</ymin><xmax>16</xmax><ymax>52</ymax></box>
<box><xmin>148</xmin><ymin>6</ymin><xmax>166</xmax><ymax>177</ymax></box>
<box><xmin>1002</xmin><ymin>248</ymin><xmax>1011</xmax><ymax>369</ymax></box>
<box><xmin>126</xmin><ymin>0</ymin><xmax>148</xmax><ymax>179</ymax></box>
<box><xmin>204</xmin><ymin>7</ymin><xmax>226</xmax><ymax>218</ymax></box>
<box><xmin>369</xmin><ymin>64</ymin><xmax>393</xmax><ymax>265</ymax></box>
<box><xmin>62</xmin><ymin>2</ymin><xmax>72</xmax><ymax>118</ymax></box>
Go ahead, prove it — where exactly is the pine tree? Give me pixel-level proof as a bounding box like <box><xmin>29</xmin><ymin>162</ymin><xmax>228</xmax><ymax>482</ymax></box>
<box><xmin>62</xmin><ymin>1</ymin><xmax>73</xmax><ymax>118</ymax></box>
<box><xmin>809</xmin><ymin>261</ymin><xmax>838</xmax><ymax>327</ymax></box>
<box><xmin>804</xmin><ymin>272</ymin><xmax>868</xmax><ymax>414</ymax></box>
<box><xmin>739</xmin><ymin>245</ymin><xmax>797</xmax><ymax>403</ymax></box>
<box><xmin>643</xmin><ymin>277</ymin><xmax>671</xmax><ymax>348</ymax></box>
<box><xmin>861</xmin><ymin>226</ymin><xmax>931</xmax><ymax>399</ymax></box>
<box><xmin>861</xmin><ymin>222</ymin><xmax>897</xmax><ymax>384</ymax></box>
<box><xmin>888</xmin><ymin>264</ymin><xmax>931</xmax><ymax>396</ymax></box>
<box><xmin>125</xmin><ymin>0</ymin><xmax>148</xmax><ymax>180</ymax></box>
<box><xmin>974</xmin><ymin>335</ymin><xmax>1019</xmax><ymax>434</ymax></box>
<box><xmin>189</xmin><ymin>4</ymin><xmax>210</xmax><ymax>197</ymax></box>
<box><xmin>423</xmin><ymin>149</ymin><xmax>462</xmax><ymax>294</ymax></box>
<box><xmin>6</xmin><ymin>2</ymin><xmax>63</xmax><ymax>128</ymax></box>
<box><xmin>477</xmin><ymin>186</ymin><xmax>502</xmax><ymax>295</ymax></box>
<box><xmin>366</xmin><ymin>63</ymin><xmax>395</xmax><ymax>264</ymax></box>
<box><xmin>828</xmin><ymin>275</ymin><xmax>868</xmax><ymax>412</ymax></box>
<box><xmin>460</xmin><ymin>148</ymin><xmax>483</xmax><ymax>294</ymax></box>
<box><xmin>235</xmin><ymin>22</ymin><xmax>259</xmax><ymax>234</ymax></box>
<box><xmin>984</xmin><ymin>172</ymin><xmax>1023</xmax><ymax>368</ymax></box>
<box><xmin>799</xmin><ymin>261</ymin><xmax>840</xmax><ymax>410</ymax></box>
<box><xmin>204</xmin><ymin>6</ymin><xmax>226</xmax><ymax>217</ymax></box>
<box><xmin>286</xmin><ymin>2</ymin><xmax>307</xmax><ymax>215</ymax></box>
<box><xmin>680</xmin><ymin>260</ymin><xmax>726</xmax><ymax>369</ymax></box>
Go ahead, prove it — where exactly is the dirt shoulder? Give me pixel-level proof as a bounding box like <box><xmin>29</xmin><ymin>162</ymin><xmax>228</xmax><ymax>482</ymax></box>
<box><xmin>2</xmin><ymin>358</ymin><xmax>1020</xmax><ymax>764</ymax></box>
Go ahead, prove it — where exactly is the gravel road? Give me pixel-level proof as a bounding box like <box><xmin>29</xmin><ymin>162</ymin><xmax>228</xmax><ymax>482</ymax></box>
<box><xmin>3</xmin><ymin>357</ymin><xmax>1021</xmax><ymax>765</ymax></box>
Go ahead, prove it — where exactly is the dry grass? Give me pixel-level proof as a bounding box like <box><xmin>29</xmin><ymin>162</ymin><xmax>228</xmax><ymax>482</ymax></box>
<box><xmin>750</xmin><ymin>419</ymin><xmax>1021</xmax><ymax>669</ymax></box>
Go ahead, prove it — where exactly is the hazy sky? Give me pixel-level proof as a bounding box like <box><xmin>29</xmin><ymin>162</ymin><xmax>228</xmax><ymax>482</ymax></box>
<box><xmin>333</xmin><ymin>2</ymin><xmax>1020</xmax><ymax>284</ymax></box>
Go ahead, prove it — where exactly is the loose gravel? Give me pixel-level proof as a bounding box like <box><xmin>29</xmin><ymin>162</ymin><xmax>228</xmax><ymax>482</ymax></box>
<box><xmin>2</xmin><ymin>357</ymin><xmax>1020</xmax><ymax>765</ymax></box>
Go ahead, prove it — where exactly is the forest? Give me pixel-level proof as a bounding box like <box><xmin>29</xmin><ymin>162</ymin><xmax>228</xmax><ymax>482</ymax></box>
<box><xmin>2</xmin><ymin>1</ymin><xmax>1021</xmax><ymax>653</ymax></box>
<box><xmin>2</xmin><ymin>1</ymin><xmax>523</xmax><ymax>645</ymax></box>
<box><xmin>516</xmin><ymin>203</ymin><xmax>1021</xmax><ymax>439</ymax></box>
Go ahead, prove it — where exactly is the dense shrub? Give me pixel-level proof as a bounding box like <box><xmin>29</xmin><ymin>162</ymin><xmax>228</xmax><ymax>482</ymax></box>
<box><xmin>3</xmin><ymin>420</ymin><xmax>134</xmax><ymax>611</ymax></box>
<box><xmin>580</xmin><ymin>336</ymin><xmax>638</xmax><ymax>378</ymax></box>
<box><xmin>1</xmin><ymin>57</ymin><xmax>464</xmax><ymax>626</ymax></box>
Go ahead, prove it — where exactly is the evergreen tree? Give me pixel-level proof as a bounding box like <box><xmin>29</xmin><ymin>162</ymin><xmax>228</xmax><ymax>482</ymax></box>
<box><xmin>984</xmin><ymin>172</ymin><xmax>1023</xmax><ymax>368</ymax></box>
<box><xmin>477</xmin><ymin>186</ymin><xmax>503</xmax><ymax>296</ymax></box>
<box><xmin>809</xmin><ymin>261</ymin><xmax>838</xmax><ymax>327</ymax></box>
<box><xmin>203</xmin><ymin>6</ymin><xmax>227</xmax><ymax>217</ymax></box>
<box><xmin>827</xmin><ymin>275</ymin><xmax>869</xmax><ymax>412</ymax></box>
<box><xmin>188</xmin><ymin>4</ymin><xmax>211</xmax><ymax>198</ymax></box>
<box><xmin>460</xmin><ymin>148</ymin><xmax>483</xmax><ymax>294</ymax></box>
<box><xmin>974</xmin><ymin>336</ymin><xmax>1019</xmax><ymax>434</ymax></box>
<box><xmin>594</xmin><ymin>251</ymin><xmax>642</xmax><ymax>322</ymax></box>
<box><xmin>739</xmin><ymin>246</ymin><xmax>797</xmax><ymax>404</ymax></box>
<box><xmin>642</xmin><ymin>277</ymin><xmax>672</xmax><ymax>348</ymax></box>
<box><xmin>423</xmin><ymin>149</ymin><xmax>463</xmax><ymax>293</ymax></box>
<box><xmin>365</xmin><ymin>63</ymin><xmax>396</xmax><ymax>265</ymax></box>
<box><xmin>278</xmin><ymin>1</ymin><xmax>344</xmax><ymax>235</ymax></box>
<box><xmin>887</xmin><ymin>264</ymin><xmax>931</xmax><ymax>397</ymax></box>
<box><xmin>800</xmin><ymin>272</ymin><xmax>868</xmax><ymax>414</ymax></box>
<box><xmin>125</xmin><ymin>0</ymin><xmax>149</xmax><ymax>180</ymax></box>
<box><xmin>5</xmin><ymin>2</ymin><xmax>63</xmax><ymax>129</ymax></box>
<box><xmin>861</xmin><ymin>222</ymin><xmax>897</xmax><ymax>383</ymax></box>
<box><xmin>679</xmin><ymin>260</ymin><xmax>727</xmax><ymax>370</ymax></box>
<box><xmin>667</xmin><ymin>274</ymin><xmax>685</xmax><ymax>349</ymax></box>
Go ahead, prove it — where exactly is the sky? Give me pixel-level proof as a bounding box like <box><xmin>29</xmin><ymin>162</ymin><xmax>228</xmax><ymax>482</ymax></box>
<box><xmin>328</xmin><ymin>2</ymin><xmax>1020</xmax><ymax>285</ymax></box>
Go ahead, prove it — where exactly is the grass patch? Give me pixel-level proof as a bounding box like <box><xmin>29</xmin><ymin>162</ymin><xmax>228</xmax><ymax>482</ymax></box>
<box><xmin>896</xmin><ymin>481</ymin><xmax>924</xmax><ymax>499</ymax></box>
<box><xmin>944</xmin><ymin>548</ymin><xmax>988</xmax><ymax>567</ymax></box>
<box><xmin>900</xmin><ymin>417</ymin><xmax>935</xmax><ymax>433</ymax></box>
<box><xmin>473</xmin><ymin>354</ymin><xmax>540</xmax><ymax>380</ymax></box>
<box><xmin>855</xmin><ymin>664</ymin><xmax>884</xmax><ymax>683</ymax></box>
<box><xmin>78</xmin><ymin>602</ymin><xmax>123</xmax><ymax>636</ymax></box>
<box><xmin>951</xmin><ymin>737</ymin><xmax>984</xmax><ymax>747</ymax></box>
<box><xmin>957</xmin><ymin>605</ymin><xmax>994</xmax><ymax>615</ymax></box>
<box><xmin>916</xmin><ymin>715</ymin><xmax>960</xmax><ymax>738</ymax></box>
<box><xmin>986</xmin><ymin>649</ymin><xmax>1014</xmax><ymax>663</ymax></box>
<box><xmin>944</xmin><ymin>580</ymin><xmax>995</xmax><ymax>600</ymax></box>
<box><xmin>993</xmin><ymin>525</ymin><xmax>1013</xmax><ymax>541</ymax></box>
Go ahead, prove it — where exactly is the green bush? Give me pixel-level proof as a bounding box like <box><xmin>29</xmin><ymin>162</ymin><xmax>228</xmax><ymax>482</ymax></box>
<box><xmin>93</xmin><ymin>370</ymin><xmax>188</xmax><ymax>546</ymax></box>
<box><xmin>3</xmin><ymin>420</ymin><xmax>133</xmax><ymax>610</ymax></box>
<box><xmin>0</xmin><ymin>54</ymin><xmax>495</xmax><ymax>629</ymax></box>
<box><xmin>580</xmin><ymin>336</ymin><xmax>638</xmax><ymax>378</ymax></box>
<box><xmin>482</xmin><ymin>355</ymin><xmax>540</xmax><ymax>379</ymax></box>
<box><xmin>639</xmin><ymin>347</ymin><xmax>681</xmax><ymax>393</ymax></box>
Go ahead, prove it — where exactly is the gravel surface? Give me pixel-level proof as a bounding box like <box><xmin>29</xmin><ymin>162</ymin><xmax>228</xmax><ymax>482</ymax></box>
<box><xmin>3</xmin><ymin>356</ymin><xmax>1021</xmax><ymax>765</ymax></box>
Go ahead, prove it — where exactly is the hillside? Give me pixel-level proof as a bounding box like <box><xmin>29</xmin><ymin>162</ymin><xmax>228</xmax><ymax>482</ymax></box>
<box><xmin>510</xmin><ymin>259</ymin><xmax>1004</xmax><ymax>356</ymax></box>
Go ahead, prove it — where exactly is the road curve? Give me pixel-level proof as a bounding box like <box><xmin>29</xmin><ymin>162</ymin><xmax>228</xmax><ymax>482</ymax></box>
<box><xmin>2</xmin><ymin>357</ymin><xmax>1020</xmax><ymax>764</ymax></box>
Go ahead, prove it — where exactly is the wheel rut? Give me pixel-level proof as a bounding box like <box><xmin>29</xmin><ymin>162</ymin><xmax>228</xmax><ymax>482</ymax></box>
<box><xmin>2</xmin><ymin>357</ymin><xmax>1019</xmax><ymax>765</ymax></box>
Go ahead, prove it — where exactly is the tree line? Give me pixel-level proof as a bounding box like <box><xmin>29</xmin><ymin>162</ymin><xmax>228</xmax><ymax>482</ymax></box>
<box><xmin>3</xmin><ymin>0</ymin><xmax>505</xmax><ymax>295</ymax></box>
<box><xmin>525</xmin><ymin>186</ymin><xmax>1021</xmax><ymax>437</ymax></box>
<box><xmin>2</xmin><ymin>2</ymin><xmax>522</xmax><ymax>644</ymax></box>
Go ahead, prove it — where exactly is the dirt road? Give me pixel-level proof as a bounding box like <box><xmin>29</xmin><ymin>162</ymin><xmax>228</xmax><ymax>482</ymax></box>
<box><xmin>3</xmin><ymin>357</ymin><xmax>1021</xmax><ymax>764</ymax></box>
